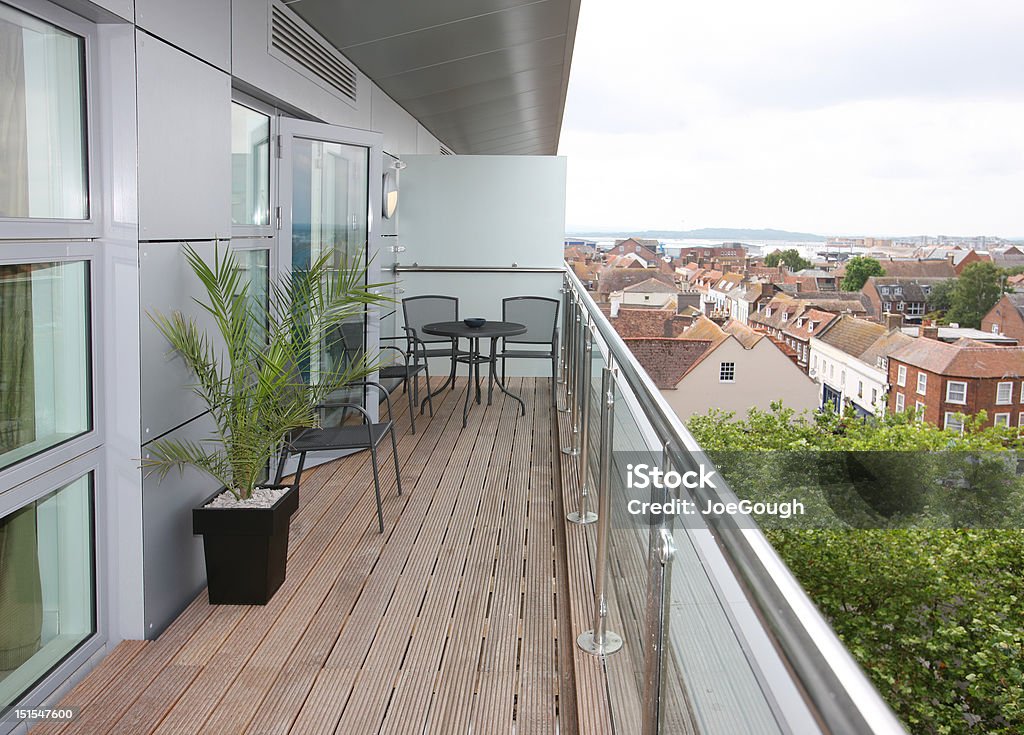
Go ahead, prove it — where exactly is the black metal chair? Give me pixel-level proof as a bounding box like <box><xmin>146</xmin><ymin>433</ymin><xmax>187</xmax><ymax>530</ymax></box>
<box><xmin>401</xmin><ymin>295</ymin><xmax>467</xmax><ymax>411</ymax></box>
<box><xmin>498</xmin><ymin>296</ymin><xmax>560</xmax><ymax>405</ymax></box>
<box><xmin>275</xmin><ymin>381</ymin><xmax>402</xmax><ymax>533</ymax></box>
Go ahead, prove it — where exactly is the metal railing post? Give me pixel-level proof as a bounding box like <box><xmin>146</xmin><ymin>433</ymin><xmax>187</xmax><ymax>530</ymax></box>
<box><xmin>561</xmin><ymin>308</ymin><xmax>583</xmax><ymax>456</ymax></box>
<box><xmin>560</xmin><ymin>293</ymin><xmax>576</xmax><ymax>414</ymax></box>
<box><xmin>567</xmin><ymin>320</ymin><xmax>597</xmax><ymax>525</ymax></box>
<box><xmin>578</xmin><ymin>364</ymin><xmax>623</xmax><ymax>656</ymax></box>
<box><xmin>640</xmin><ymin>442</ymin><xmax>676</xmax><ymax>735</ymax></box>
<box><xmin>558</xmin><ymin>279</ymin><xmax>570</xmax><ymax>387</ymax></box>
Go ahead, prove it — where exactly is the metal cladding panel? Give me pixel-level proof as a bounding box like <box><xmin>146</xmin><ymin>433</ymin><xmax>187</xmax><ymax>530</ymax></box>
<box><xmin>338</xmin><ymin>1</ymin><xmax>570</xmax><ymax>79</ymax></box>
<box><xmin>139</xmin><ymin>241</ymin><xmax>228</xmax><ymax>442</ymax></box>
<box><xmin>289</xmin><ymin>0</ymin><xmax>578</xmax><ymax>154</ymax></box>
<box><xmin>136</xmin><ymin>33</ymin><xmax>232</xmax><ymax>240</ymax></box>
<box><xmin>288</xmin><ymin>0</ymin><xmax>539</xmax><ymax>48</ymax></box>
<box><xmin>142</xmin><ymin>413</ymin><xmax>220</xmax><ymax>638</ymax></box>
<box><xmin>378</xmin><ymin>36</ymin><xmax>568</xmax><ymax>102</ymax></box>
<box><xmin>136</xmin><ymin>0</ymin><xmax>231</xmax><ymax>71</ymax></box>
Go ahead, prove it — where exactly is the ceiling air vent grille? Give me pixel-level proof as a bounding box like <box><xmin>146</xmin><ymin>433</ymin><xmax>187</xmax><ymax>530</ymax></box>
<box><xmin>440</xmin><ymin>146</ymin><xmax>454</xmax><ymax>156</ymax></box>
<box><xmin>270</xmin><ymin>3</ymin><xmax>357</xmax><ymax>104</ymax></box>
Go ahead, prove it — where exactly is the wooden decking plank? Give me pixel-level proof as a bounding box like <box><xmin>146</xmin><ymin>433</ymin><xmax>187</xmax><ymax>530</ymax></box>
<box><xmin>37</xmin><ymin>378</ymin><xmax>617</xmax><ymax>735</ymax></box>
<box><xmin>104</xmin><ymin>664</ymin><xmax>201</xmax><ymax>735</ymax></box>
<box><xmin>379</xmin><ymin>380</ymin><xmax>527</xmax><ymax>733</ymax></box>
<box><xmin>332</xmin><ymin>378</ymin><xmax>511</xmax><ymax>733</ymax></box>
<box><xmin>469</xmin><ymin>379</ymin><xmax>537</xmax><ymax>732</ymax></box>
<box><xmin>29</xmin><ymin>640</ymin><xmax>148</xmax><ymax>735</ymax></box>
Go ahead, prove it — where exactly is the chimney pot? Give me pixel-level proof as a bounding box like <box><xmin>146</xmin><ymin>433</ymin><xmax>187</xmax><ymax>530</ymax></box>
<box><xmin>921</xmin><ymin>325</ymin><xmax>940</xmax><ymax>340</ymax></box>
<box><xmin>884</xmin><ymin>312</ymin><xmax>903</xmax><ymax>331</ymax></box>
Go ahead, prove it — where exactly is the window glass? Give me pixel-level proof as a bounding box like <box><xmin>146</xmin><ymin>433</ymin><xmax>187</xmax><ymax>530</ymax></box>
<box><xmin>946</xmin><ymin>381</ymin><xmax>967</xmax><ymax>403</ymax></box>
<box><xmin>917</xmin><ymin>373</ymin><xmax>927</xmax><ymax>395</ymax></box>
<box><xmin>0</xmin><ymin>5</ymin><xmax>87</xmax><ymax>219</ymax></box>
<box><xmin>944</xmin><ymin>413</ymin><xmax>964</xmax><ymax>432</ymax></box>
<box><xmin>234</xmin><ymin>248</ymin><xmax>270</xmax><ymax>344</ymax></box>
<box><xmin>0</xmin><ymin>261</ymin><xmax>91</xmax><ymax>470</ymax></box>
<box><xmin>231</xmin><ymin>103</ymin><xmax>270</xmax><ymax>227</ymax></box>
<box><xmin>996</xmin><ymin>382</ymin><xmax>1012</xmax><ymax>404</ymax></box>
<box><xmin>994</xmin><ymin>413</ymin><xmax>1010</xmax><ymax>427</ymax></box>
<box><xmin>0</xmin><ymin>473</ymin><xmax>94</xmax><ymax>708</ymax></box>
<box><xmin>719</xmin><ymin>362</ymin><xmax>735</xmax><ymax>382</ymax></box>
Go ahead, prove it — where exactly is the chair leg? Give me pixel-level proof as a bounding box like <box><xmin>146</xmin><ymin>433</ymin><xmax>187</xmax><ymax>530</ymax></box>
<box><xmin>369</xmin><ymin>444</ymin><xmax>384</xmax><ymax>533</ymax></box>
<box><xmin>407</xmin><ymin>376</ymin><xmax>417</xmax><ymax>435</ymax></box>
<box><xmin>389</xmin><ymin>425</ymin><xmax>403</xmax><ymax>496</ymax></box>
<box><xmin>448</xmin><ymin>354</ymin><xmax>457</xmax><ymax>390</ymax></box>
<box><xmin>274</xmin><ymin>443</ymin><xmax>289</xmax><ymax>485</ymax></box>
<box><xmin>424</xmin><ymin>362</ymin><xmax>435</xmax><ymax>416</ymax></box>
<box><xmin>294</xmin><ymin>452</ymin><xmax>308</xmax><ymax>489</ymax></box>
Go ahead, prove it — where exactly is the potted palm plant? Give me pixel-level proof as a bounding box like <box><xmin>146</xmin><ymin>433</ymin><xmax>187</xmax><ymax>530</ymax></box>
<box><xmin>144</xmin><ymin>244</ymin><xmax>389</xmax><ymax>604</ymax></box>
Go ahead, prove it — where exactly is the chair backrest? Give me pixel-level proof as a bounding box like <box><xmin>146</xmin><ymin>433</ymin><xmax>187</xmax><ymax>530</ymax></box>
<box><xmin>502</xmin><ymin>296</ymin><xmax>559</xmax><ymax>345</ymax></box>
<box><xmin>402</xmin><ymin>295</ymin><xmax>458</xmax><ymax>344</ymax></box>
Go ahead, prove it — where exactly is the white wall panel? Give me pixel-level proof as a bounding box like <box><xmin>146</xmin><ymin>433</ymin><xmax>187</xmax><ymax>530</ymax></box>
<box><xmin>137</xmin><ymin>0</ymin><xmax>230</xmax><ymax>71</ymax></box>
<box><xmin>136</xmin><ymin>32</ymin><xmax>231</xmax><ymax>240</ymax></box>
<box><xmin>372</xmin><ymin>87</ymin><xmax>418</xmax><ymax>155</ymax></box>
<box><xmin>400</xmin><ymin>155</ymin><xmax>566</xmax><ymax>268</ymax></box>
<box><xmin>416</xmin><ymin>124</ymin><xmax>441</xmax><ymax>153</ymax></box>
<box><xmin>141</xmin><ymin>413</ymin><xmax>221</xmax><ymax>638</ymax></box>
<box><xmin>231</xmin><ymin>0</ymin><xmax>371</xmax><ymax>128</ymax></box>
<box><xmin>83</xmin><ymin>0</ymin><xmax>133</xmax><ymax>21</ymax></box>
<box><xmin>139</xmin><ymin>241</ymin><xmax>228</xmax><ymax>440</ymax></box>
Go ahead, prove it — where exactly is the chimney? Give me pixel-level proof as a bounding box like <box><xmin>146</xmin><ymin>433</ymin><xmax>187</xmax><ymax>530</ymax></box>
<box><xmin>884</xmin><ymin>313</ymin><xmax>903</xmax><ymax>331</ymax></box>
<box><xmin>921</xmin><ymin>325</ymin><xmax>940</xmax><ymax>340</ymax></box>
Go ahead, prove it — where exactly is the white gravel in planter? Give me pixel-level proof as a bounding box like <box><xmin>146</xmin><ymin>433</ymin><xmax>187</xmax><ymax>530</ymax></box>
<box><xmin>205</xmin><ymin>486</ymin><xmax>287</xmax><ymax>509</ymax></box>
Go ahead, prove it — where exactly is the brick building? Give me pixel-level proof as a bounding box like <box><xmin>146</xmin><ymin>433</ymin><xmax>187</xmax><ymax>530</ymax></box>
<box><xmin>982</xmin><ymin>293</ymin><xmax>1024</xmax><ymax>342</ymax></box>
<box><xmin>886</xmin><ymin>334</ymin><xmax>1024</xmax><ymax>430</ymax></box>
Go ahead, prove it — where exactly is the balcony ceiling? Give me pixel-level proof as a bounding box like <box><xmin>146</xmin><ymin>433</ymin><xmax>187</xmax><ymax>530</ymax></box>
<box><xmin>288</xmin><ymin>0</ymin><xmax>581</xmax><ymax>155</ymax></box>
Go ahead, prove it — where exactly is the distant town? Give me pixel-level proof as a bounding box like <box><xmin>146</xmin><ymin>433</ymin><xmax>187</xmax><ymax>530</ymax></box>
<box><xmin>567</xmin><ymin>235</ymin><xmax>1024</xmax><ymax>431</ymax></box>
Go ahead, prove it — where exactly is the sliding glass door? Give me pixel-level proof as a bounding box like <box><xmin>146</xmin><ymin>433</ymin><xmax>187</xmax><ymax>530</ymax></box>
<box><xmin>278</xmin><ymin>120</ymin><xmax>383</xmax><ymax>463</ymax></box>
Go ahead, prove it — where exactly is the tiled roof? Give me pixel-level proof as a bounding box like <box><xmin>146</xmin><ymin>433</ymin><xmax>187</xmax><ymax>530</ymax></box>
<box><xmin>859</xmin><ymin>330</ymin><xmax>915</xmax><ymax>367</ymax></box>
<box><xmin>597</xmin><ymin>269</ymin><xmax>674</xmax><ymax>296</ymax></box>
<box><xmin>611</xmin><ymin>307</ymin><xmax>689</xmax><ymax>338</ymax></box>
<box><xmin>867</xmin><ymin>277</ymin><xmax>948</xmax><ymax>303</ymax></box>
<box><xmin>872</xmin><ymin>259</ymin><xmax>956</xmax><ymax>278</ymax></box>
<box><xmin>681</xmin><ymin>316</ymin><xmax>729</xmax><ymax>345</ymax></box>
<box><xmin>722</xmin><ymin>320</ymin><xmax>763</xmax><ymax>349</ymax></box>
<box><xmin>888</xmin><ymin>339</ymin><xmax>1024</xmax><ymax>377</ymax></box>
<box><xmin>623</xmin><ymin>277</ymin><xmax>679</xmax><ymax>294</ymax></box>
<box><xmin>783</xmin><ymin>309</ymin><xmax>838</xmax><ymax>341</ymax></box>
<box><xmin>817</xmin><ymin>315</ymin><xmax>886</xmax><ymax>357</ymax></box>
<box><xmin>624</xmin><ymin>338</ymin><xmax>713</xmax><ymax>389</ymax></box>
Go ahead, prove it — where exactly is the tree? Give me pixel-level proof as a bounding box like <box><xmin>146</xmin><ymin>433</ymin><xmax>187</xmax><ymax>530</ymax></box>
<box><xmin>926</xmin><ymin>277</ymin><xmax>957</xmax><ymax>315</ymax></box>
<box><xmin>763</xmin><ymin>248</ymin><xmax>811</xmax><ymax>271</ymax></box>
<box><xmin>840</xmin><ymin>256</ymin><xmax>885</xmax><ymax>291</ymax></box>
<box><xmin>945</xmin><ymin>261</ymin><xmax>1006</xmax><ymax>328</ymax></box>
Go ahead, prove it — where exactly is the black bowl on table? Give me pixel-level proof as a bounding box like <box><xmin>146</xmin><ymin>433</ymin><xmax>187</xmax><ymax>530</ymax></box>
<box><xmin>464</xmin><ymin>318</ymin><xmax>487</xmax><ymax>329</ymax></box>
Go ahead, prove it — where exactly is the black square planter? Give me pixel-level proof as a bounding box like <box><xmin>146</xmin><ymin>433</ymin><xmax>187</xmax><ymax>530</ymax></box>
<box><xmin>192</xmin><ymin>484</ymin><xmax>299</xmax><ymax>605</ymax></box>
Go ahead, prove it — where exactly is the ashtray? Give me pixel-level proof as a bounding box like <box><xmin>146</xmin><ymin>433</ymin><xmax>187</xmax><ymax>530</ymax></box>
<box><xmin>464</xmin><ymin>318</ymin><xmax>487</xmax><ymax>328</ymax></box>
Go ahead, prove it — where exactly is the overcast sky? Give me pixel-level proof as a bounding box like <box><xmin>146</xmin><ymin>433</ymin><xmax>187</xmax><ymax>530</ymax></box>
<box><xmin>558</xmin><ymin>0</ymin><xmax>1024</xmax><ymax>237</ymax></box>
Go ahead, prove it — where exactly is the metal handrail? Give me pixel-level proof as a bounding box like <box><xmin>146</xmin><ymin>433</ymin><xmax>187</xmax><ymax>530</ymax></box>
<box><xmin>562</xmin><ymin>264</ymin><xmax>906</xmax><ymax>735</ymax></box>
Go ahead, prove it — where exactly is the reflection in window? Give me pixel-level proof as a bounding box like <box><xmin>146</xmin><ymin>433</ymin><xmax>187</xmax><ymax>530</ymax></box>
<box><xmin>0</xmin><ymin>474</ymin><xmax>94</xmax><ymax>707</ymax></box>
<box><xmin>233</xmin><ymin>249</ymin><xmax>270</xmax><ymax>345</ymax></box>
<box><xmin>231</xmin><ymin>103</ymin><xmax>270</xmax><ymax>226</ymax></box>
<box><xmin>0</xmin><ymin>4</ymin><xmax>87</xmax><ymax>219</ymax></box>
<box><xmin>0</xmin><ymin>262</ymin><xmax>91</xmax><ymax>470</ymax></box>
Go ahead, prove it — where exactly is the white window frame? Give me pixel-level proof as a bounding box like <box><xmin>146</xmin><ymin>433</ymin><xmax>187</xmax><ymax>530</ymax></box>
<box><xmin>915</xmin><ymin>401</ymin><xmax>925</xmax><ymax>420</ymax></box>
<box><xmin>896</xmin><ymin>365</ymin><xmax>907</xmax><ymax>387</ymax></box>
<box><xmin>996</xmin><ymin>381</ymin><xmax>1013</xmax><ymax>405</ymax></box>
<box><xmin>944</xmin><ymin>412</ymin><xmax>964</xmax><ymax>433</ymax></box>
<box><xmin>1019</xmin><ymin>412</ymin><xmax>1024</xmax><ymax>427</ymax></box>
<box><xmin>916</xmin><ymin>373</ymin><xmax>927</xmax><ymax>395</ymax></box>
<box><xmin>0</xmin><ymin>0</ymin><xmax>100</xmax><ymax>241</ymax></box>
<box><xmin>719</xmin><ymin>362</ymin><xmax>736</xmax><ymax>383</ymax></box>
<box><xmin>895</xmin><ymin>392</ymin><xmax>905</xmax><ymax>412</ymax></box>
<box><xmin>230</xmin><ymin>92</ymin><xmax>280</xmax><ymax>239</ymax></box>
<box><xmin>994</xmin><ymin>412</ymin><xmax>1011</xmax><ymax>427</ymax></box>
<box><xmin>946</xmin><ymin>381</ymin><xmax>967</xmax><ymax>404</ymax></box>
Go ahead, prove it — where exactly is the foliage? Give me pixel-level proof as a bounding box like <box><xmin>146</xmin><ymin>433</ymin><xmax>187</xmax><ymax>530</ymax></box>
<box><xmin>926</xmin><ymin>278</ymin><xmax>957</xmax><ymax>316</ymax></box>
<box><xmin>143</xmin><ymin>245</ymin><xmax>390</xmax><ymax>500</ymax></box>
<box><xmin>764</xmin><ymin>248</ymin><xmax>811</xmax><ymax>271</ymax></box>
<box><xmin>841</xmin><ymin>255</ymin><xmax>886</xmax><ymax>291</ymax></box>
<box><xmin>688</xmin><ymin>404</ymin><xmax>1024</xmax><ymax>734</ymax></box>
<box><xmin>945</xmin><ymin>262</ymin><xmax>1007</xmax><ymax>328</ymax></box>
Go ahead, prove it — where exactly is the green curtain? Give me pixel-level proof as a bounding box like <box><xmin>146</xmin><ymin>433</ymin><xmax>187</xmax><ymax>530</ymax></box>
<box><xmin>0</xmin><ymin>16</ymin><xmax>45</xmax><ymax>675</ymax></box>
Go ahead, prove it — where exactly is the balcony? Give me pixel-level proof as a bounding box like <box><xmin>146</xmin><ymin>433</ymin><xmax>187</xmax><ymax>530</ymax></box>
<box><xmin>31</xmin><ymin>270</ymin><xmax>904</xmax><ymax>735</ymax></box>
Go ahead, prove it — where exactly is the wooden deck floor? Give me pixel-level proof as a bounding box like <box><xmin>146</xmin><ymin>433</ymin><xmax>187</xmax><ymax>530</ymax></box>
<box><xmin>34</xmin><ymin>377</ymin><xmax>615</xmax><ymax>735</ymax></box>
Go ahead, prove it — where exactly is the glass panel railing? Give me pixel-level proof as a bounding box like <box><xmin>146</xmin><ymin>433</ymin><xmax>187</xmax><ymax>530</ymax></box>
<box><xmin>560</xmin><ymin>267</ymin><xmax>906</xmax><ymax>735</ymax></box>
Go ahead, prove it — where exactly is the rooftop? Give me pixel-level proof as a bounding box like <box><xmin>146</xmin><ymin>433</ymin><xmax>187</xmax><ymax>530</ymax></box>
<box><xmin>889</xmin><ymin>339</ymin><xmax>1024</xmax><ymax>377</ymax></box>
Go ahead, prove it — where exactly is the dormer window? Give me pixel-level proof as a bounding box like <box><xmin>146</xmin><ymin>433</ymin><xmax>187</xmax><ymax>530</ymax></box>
<box><xmin>782</xmin><ymin>312</ymin><xmax>789</xmax><ymax>322</ymax></box>
<box><xmin>880</xmin><ymin>287</ymin><xmax>889</xmax><ymax>295</ymax></box>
